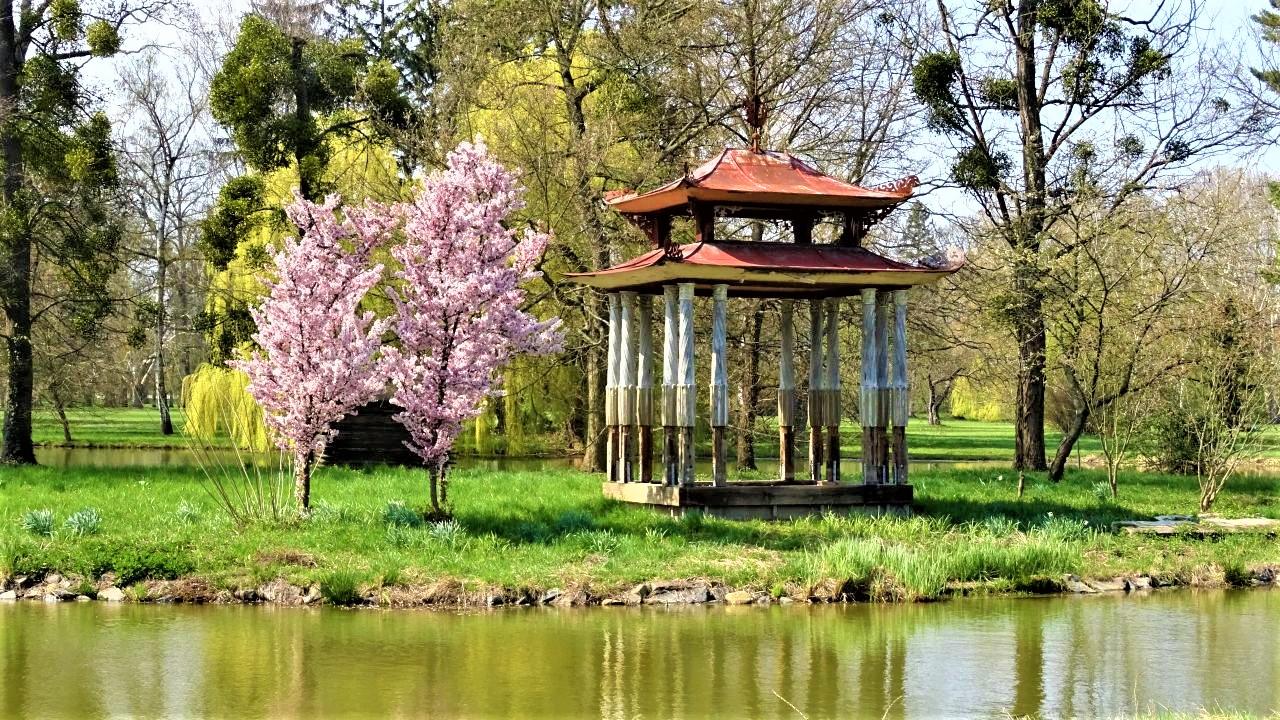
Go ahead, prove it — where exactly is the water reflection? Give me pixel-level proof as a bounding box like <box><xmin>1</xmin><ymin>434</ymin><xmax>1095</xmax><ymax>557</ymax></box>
<box><xmin>2</xmin><ymin>591</ymin><xmax>1278</xmax><ymax>718</ymax></box>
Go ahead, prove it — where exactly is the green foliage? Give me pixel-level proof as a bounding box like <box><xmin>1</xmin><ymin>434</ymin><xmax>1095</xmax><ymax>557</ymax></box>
<box><xmin>63</xmin><ymin>507</ymin><xmax>101</xmax><ymax>537</ymax></box>
<box><xmin>978</xmin><ymin>76</ymin><xmax>1017</xmax><ymax>110</ymax></box>
<box><xmin>320</xmin><ymin>569</ymin><xmax>364</xmax><ymax>606</ymax></box>
<box><xmin>200</xmin><ymin>172</ymin><xmax>267</xmax><ymax>270</ymax></box>
<box><xmin>50</xmin><ymin>0</ymin><xmax>81</xmax><ymax>41</ymax></box>
<box><xmin>383</xmin><ymin>501</ymin><xmax>422</xmax><ymax>528</ymax></box>
<box><xmin>85</xmin><ymin>20</ymin><xmax>120</xmax><ymax>56</ymax></box>
<box><xmin>911</xmin><ymin>51</ymin><xmax>962</xmax><ymax>130</ymax></box>
<box><xmin>21</xmin><ymin>509</ymin><xmax>55</xmax><ymax>537</ymax></box>
<box><xmin>952</xmin><ymin>144</ymin><xmax>1009</xmax><ymax>191</ymax></box>
<box><xmin>209</xmin><ymin>13</ymin><xmax>411</xmax><ymax>199</ymax></box>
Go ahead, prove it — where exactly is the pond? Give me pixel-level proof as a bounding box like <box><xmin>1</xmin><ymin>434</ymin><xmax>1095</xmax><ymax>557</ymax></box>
<box><xmin>32</xmin><ymin>446</ymin><xmax>1004</xmax><ymax>475</ymax></box>
<box><xmin>2</xmin><ymin>589</ymin><xmax>1277</xmax><ymax>718</ymax></box>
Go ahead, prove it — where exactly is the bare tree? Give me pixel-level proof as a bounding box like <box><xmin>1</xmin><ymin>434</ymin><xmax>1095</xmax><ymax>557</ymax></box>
<box><xmin>118</xmin><ymin>44</ymin><xmax>221</xmax><ymax>434</ymax></box>
<box><xmin>916</xmin><ymin>0</ymin><xmax>1275</xmax><ymax>471</ymax></box>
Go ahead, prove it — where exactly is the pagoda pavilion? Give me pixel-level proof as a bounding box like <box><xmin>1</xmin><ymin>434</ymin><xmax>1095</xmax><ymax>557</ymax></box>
<box><xmin>570</xmin><ymin>148</ymin><xmax>957</xmax><ymax>519</ymax></box>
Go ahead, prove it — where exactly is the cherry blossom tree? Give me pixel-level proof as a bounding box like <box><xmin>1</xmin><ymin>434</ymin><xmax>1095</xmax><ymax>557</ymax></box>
<box><xmin>384</xmin><ymin>141</ymin><xmax>561</xmax><ymax>515</ymax></box>
<box><xmin>233</xmin><ymin>195</ymin><xmax>393</xmax><ymax>512</ymax></box>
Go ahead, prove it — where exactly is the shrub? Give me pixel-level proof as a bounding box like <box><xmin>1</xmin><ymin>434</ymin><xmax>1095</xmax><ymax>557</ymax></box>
<box><xmin>383</xmin><ymin>501</ymin><xmax>422</xmax><ymax>528</ymax></box>
<box><xmin>427</xmin><ymin>519</ymin><xmax>463</xmax><ymax>546</ymax></box>
<box><xmin>319</xmin><ymin>569</ymin><xmax>363</xmax><ymax>606</ymax></box>
<box><xmin>64</xmin><ymin>508</ymin><xmax>103</xmax><ymax>537</ymax></box>
<box><xmin>20</xmin><ymin>509</ymin><xmax>55</xmax><ymax>537</ymax></box>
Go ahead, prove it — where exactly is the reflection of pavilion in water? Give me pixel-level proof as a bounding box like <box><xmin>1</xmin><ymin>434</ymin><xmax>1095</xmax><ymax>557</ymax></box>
<box><xmin>3</xmin><ymin>593</ymin><xmax>1277</xmax><ymax>717</ymax></box>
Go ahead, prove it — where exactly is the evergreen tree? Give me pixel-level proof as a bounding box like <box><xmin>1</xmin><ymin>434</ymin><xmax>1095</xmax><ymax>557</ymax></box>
<box><xmin>0</xmin><ymin>0</ymin><xmax>148</xmax><ymax>464</ymax></box>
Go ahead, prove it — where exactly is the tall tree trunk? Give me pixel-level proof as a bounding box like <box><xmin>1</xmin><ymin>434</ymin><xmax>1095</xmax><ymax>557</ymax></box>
<box><xmin>735</xmin><ymin>303</ymin><xmax>764</xmax><ymax>470</ymax></box>
<box><xmin>0</xmin><ymin>6</ymin><xmax>34</xmax><ymax>465</ymax></box>
<box><xmin>927</xmin><ymin>382</ymin><xmax>941</xmax><ymax>425</ymax></box>
<box><xmin>1012</xmin><ymin>4</ymin><xmax>1049</xmax><ymax>472</ymax></box>
<box><xmin>291</xmin><ymin>36</ymin><xmax>317</xmax><ymax>201</ymax></box>
<box><xmin>155</xmin><ymin>251</ymin><xmax>173</xmax><ymax>435</ymax></box>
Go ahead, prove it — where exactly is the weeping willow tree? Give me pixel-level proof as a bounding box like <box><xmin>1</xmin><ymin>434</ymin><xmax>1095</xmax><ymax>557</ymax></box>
<box><xmin>184</xmin><ymin>136</ymin><xmax>404</xmax><ymax>450</ymax></box>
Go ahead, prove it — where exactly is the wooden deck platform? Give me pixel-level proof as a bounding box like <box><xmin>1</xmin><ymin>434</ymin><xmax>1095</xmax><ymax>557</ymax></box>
<box><xmin>602</xmin><ymin>480</ymin><xmax>912</xmax><ymax>520</ymax></box>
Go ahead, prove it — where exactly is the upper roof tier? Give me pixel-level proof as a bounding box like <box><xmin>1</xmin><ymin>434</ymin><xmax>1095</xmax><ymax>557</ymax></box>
<box><xmin>604</xmin><ymin>148</ymin><xmax>918</xmax><ymax>216</ymax></box>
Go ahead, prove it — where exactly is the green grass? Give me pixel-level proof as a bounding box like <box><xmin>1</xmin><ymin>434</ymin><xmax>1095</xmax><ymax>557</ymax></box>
<box><xmin>1</xmin><ymin>461</ymin><xmax>1276</xmax><ymax>603</ymax></box>
<box><xmin>31</xmin><ymin>407</ymin><xmax>194</xmax><ymax>448</ymax></box>
<box><xmin>28</xmin><ymin>407</ymin><xmax>1100</xmax><ymax>461</ymax></box>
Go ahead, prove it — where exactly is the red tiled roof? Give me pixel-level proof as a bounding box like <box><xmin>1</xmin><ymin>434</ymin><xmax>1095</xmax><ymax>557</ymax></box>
<box><xmin>567</xmin><ymin>242</ymin><xmax>959</xmax><ymax>295</ymax></box>
<box><xmin>605</xmin><ymin>148</ymin><xmax>917</xmax><ymax>215</ymax></box>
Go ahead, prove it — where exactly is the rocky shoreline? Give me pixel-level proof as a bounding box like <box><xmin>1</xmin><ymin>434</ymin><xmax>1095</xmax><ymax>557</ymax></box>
<box><xmin>3</xmin><ymin>565</ymin><xmax>1278</xmax><ymax>610</ymax></box>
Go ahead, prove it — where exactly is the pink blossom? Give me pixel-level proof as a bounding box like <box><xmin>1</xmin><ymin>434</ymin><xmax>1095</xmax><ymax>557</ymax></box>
<box><xmin>384</xmin><ymin>141</ymin><xmax>562</xmax><ymax>476</ymax></box>
<box><xmin>231</xmin><ymin>194</ymin><xmax>392</xmax><ymax>506</ymax></box>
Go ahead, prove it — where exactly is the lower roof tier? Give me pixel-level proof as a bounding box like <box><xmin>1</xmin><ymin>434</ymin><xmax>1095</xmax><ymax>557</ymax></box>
<box><xmin>567</xmin><ymin>241</ymin><xmax>959</xmax><ymax>297</ymax></box>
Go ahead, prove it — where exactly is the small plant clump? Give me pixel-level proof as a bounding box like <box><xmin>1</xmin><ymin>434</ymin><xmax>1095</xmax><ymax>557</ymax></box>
<box><xmin>21</xmin><ymin>509</ymin><xmax>55</xmax><ymax>537</ymax></box>
<box><xmin>320</xmin><ymin>569</ymin><xmax>364</xmax><ymax>606</ymax></box>
<box><xmin>64</xmin><ymin>508</ymin><xmax>103</xmax><ymax>537</ymax></box>
<box><xmin>383</xmin><ymin>501</ymin><xmax>422</xmax><ymax>528</ymax></box>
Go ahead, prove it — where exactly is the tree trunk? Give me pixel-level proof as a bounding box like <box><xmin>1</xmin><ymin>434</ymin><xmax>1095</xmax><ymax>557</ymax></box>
<box><xmin>1012</xmin><ymin>5</ymin><xmax>1049</xmax><ymax>473</ymax></box>
<box><xmin>54</xmin><ymin>396</ymin><xmax>71</xmax><ymax>443</ymax></box>
<box><xmin>155</xmin><ymin>263</ymin><xmax>173</xmax><ymax>435</ymax></box>
<box><xmin>0</xmin><ymin>7</ymin><xmax>34</xmax><ymax>465</ymax></box>
<box><xmin>1013</xmin><ymin>269</ymin><xmax>1047</xmax><ymax>471</ymax></box>
<box><xmin>291</xmin><ymin>36</ymin><xmax>317</xmax><ymax>201</ymax></box>
<box><xmin>735</xmin><ymin>303</ymin><xmax>764</xmax><ymax>470</ymax></box>
<box><xmin>293</xmin><ymin>449</ymin><xmax>313</xmax><ymax>511</ymax></box>
<box><xmin>1047</xmin><ymin>403</ymin><xmax>1088</xmax><ymax>482</ymax></box>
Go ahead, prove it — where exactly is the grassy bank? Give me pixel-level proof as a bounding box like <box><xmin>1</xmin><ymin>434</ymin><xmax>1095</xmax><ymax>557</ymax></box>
<box><xmin>2</xmin><ymin>462</ymin><xmax>1277</xmax><ymax>605</ymax></box>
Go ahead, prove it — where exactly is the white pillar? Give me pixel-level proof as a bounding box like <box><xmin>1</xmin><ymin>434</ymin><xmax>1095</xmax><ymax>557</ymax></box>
<box><xmin>710</xmin><ymin>284</ymin><xmax>729</xmax><ymax>486</ymax></box>
<box><xmin>619</xmin><ymin>292</ymin><xmax>637</xmax><ymax>482</ymax></box>
<box><xmin>860</xmin><ymin>289</ymin><xmax>878</xmax><ymax>485</ymax></box>
<box><xmin>778</xmin><ymin>299</ymin><xmax>796</xmax><ymax>482</ymax></box>
<box><xmin>709</xmin><ymin>285</ymin><xmax>729</xmax><ymax>427</ymax></box>
<box><xmin>606</xmin><ymin>293</ymin><xmax>622</xmax><ymax>482</ymax></box>
<box><xmin>637</xmin><ymin>295</ymin><xmax>655</xmax><ymax>482</ymax></box>
<box><xmin>677</xmin><ymin>283</ymin><xmax>696</xmax><ymax>485</ymax></box>
<box><xmin>662</xmin><ymin>285</ymin><xmax>679</xmax><ymax>485</ymax></box>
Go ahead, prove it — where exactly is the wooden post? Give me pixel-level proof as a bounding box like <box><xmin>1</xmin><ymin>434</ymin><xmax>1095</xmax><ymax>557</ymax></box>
<box><xmin>875</xmin><ymin>293</ymin><xmax>891</xmax><ymax>485</ymax></box>
<box><xmin>824</xmin><ymin>298</ymin><xmax>841</xmax><ymax>484</ymax></box>
<box><xmin>859</xmin><ymin>289</ymin><xmax>878</xmax><ymax>485</ymax></box>
<box><xmin>677</xmin><ymin>283</ymin><xmax>696</xmax><ymax>486</ymax></box>
<box><xmin>807</xmin><ymin>299</ymin><xmax>825</xmax><ymax>483</ymax></box>
<box><xmin>661</xmin><ymin>285</ymin><xmax>679</xmax><ymax>486</ymax></box>
<box><xmin>605</xmin><ymin>294</ymin><xmax>621</xmax><ymax>482</ymax></box>
<box><xmin>891</xmin><ymin>290</ymin><xmax>910</xmax><ymax>485</ymax></box>
<box><xmin>638</xmin><ymin>295</ymin><xmax>655</xmax><ymax>483</ymax></box>
<box><xmin>619</xmin><ymin>291</ymin><xmax>637</xmax><ymax>483</ymax></box>
<box><xmin>778</xmin><ymin>300</ymin><xmax>796</xmax><ymax>482</ymax></box>
<box><xmin>709</xmin><ymin>284</ymin><xmax>729</xmax><ymax>487</ymax></box>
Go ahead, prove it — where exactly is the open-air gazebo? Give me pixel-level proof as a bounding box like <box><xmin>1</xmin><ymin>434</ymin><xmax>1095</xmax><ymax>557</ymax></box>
<box><xmin>570</xmin><ymin>148</ymin><xmax>958</xmax><ymax>519</ymax></box>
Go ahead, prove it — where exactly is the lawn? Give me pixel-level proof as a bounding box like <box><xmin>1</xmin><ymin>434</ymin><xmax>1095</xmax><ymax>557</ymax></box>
<box><xmin>2</xmin><ymin>461</ymin><xmax>1277</xmax><ymax>604</ymax></box>
<box><xmin>34</xmin><ymin>406</ymin><xmax>1103</xmax><ymax>461</ymax></box>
